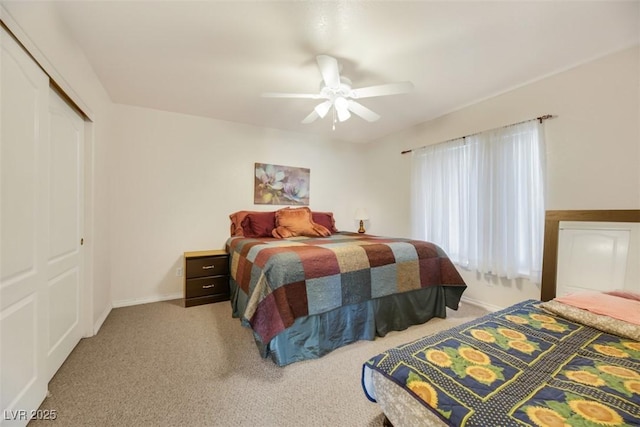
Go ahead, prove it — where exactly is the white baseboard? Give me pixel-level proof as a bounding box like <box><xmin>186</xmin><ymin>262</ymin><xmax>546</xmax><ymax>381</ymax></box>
<box><xmin>460</xmin><ymin>295</ymin><xmax>503</xmax><ymax>313</ymax></box>
<box><xmin>93</xmin><ymin>303</ymin><xmax>112</xmax><ymax>335</ymax></box>
<box><xmin>112</xmin><ymin>292</ymin><xmax>182</xmax><ymax>309</ymax></box>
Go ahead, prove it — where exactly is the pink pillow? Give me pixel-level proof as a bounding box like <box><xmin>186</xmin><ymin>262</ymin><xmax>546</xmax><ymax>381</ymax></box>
<box><xmin>312</xmin><ymin>212</ymin><xmax>339</xmax><ymax>233</ymax></box>
<box><xmin>604</xmin><ymin>290</ymin><xmax>640</xmax><ymax>301</ymax></box>
<box><xmin>240</xmin><ymin>212</ymin><xmax>276</xmax><ymax>238</ymax></box>
<box><xmin>554</xmin><ymin>292</ymin><xmax>640</xmax><ymax>326</ymax></box>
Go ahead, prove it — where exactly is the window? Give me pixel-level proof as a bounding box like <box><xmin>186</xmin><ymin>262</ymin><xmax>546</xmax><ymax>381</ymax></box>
<box><xmin>411</xmin><ymin>120</ymin><xmax>546</xmax><ymax>283</ymax></box>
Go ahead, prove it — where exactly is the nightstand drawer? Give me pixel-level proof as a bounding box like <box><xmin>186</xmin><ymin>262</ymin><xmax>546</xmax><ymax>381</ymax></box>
<box><xmin>186</xmin><ymin>255</ymin><xmax>229</xmax><ymax>279</ymax></box>
<box><xmin>185</xmin><ymin>276</ymin><xmax>230</xmax><ymax>299</ymax></box>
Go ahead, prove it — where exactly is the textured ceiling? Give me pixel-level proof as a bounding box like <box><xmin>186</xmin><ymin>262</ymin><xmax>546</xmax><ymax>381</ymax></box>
<box><xmin>46</xmin><ymin>1</ymin><xmax>640</xmax><ymax>143</ymax></box>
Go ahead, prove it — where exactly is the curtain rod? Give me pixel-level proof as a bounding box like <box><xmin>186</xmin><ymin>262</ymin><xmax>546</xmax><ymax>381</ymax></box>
<box><xmin>400</xmin><ymin>114</ymin><xmax>554</xmax><ymax>155</ymax></box>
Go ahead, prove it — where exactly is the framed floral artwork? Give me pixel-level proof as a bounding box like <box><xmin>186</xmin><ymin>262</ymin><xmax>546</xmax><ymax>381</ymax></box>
<box><xmin>254</xmin><ymin>163</ymin><xmax>310</xmax><ymax>205</ymax></box>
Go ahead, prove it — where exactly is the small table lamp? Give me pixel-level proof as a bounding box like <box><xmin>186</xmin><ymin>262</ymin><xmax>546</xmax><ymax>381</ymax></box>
<box><xmin>355</xmin><ymin>208</ymin><xmax>369</xmax><ymax>233</ymax></box>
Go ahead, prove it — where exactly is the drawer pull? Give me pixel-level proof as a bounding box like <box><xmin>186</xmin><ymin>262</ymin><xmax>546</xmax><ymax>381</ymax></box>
<box><xmin>202</xmin><ymin>265</ymin><xmax>215</xmax><ymax>270</ymax></box>
<box><xmin>202</xmin><ymin>284</ymin><xmax>216</xmax><ymax>289</ymax></box>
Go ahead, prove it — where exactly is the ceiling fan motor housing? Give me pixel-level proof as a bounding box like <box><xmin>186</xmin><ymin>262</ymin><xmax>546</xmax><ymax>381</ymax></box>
<box><xmin>319</xmin><ymin>76</ymin><xmax>353</xmax><ymax>101</ymax></box>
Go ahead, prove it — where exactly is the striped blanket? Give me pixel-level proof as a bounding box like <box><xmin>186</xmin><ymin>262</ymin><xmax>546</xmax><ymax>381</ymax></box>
<box><xmin>227</xmin><ymin>232</ymin><xmax>466</xmax><ymax>346</ymax></box>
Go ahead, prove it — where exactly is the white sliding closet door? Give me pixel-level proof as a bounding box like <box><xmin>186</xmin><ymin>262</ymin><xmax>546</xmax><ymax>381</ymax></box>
<box><xmin>46</xmin><ymin>89</ymin><xmax>84</xmax><ymax>381</ymax></box>
<box><xmin>1</xmin><ymin>27</ymin><xmax>85</xmax><ymax>426</ymax></box>
<box><xmin>1</xmin><ymin>27</ymin><xmax>50</xmax><ymax>425</ymax></box>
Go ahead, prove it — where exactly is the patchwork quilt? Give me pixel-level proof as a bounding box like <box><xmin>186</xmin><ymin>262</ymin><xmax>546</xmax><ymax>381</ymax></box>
<box><xmin>227</xmin><ymin>232</ymin><xmax>466</xmax><ymax>346</ymax></box>
<box><xmin>363</xmin><ymin>300</ymin><xmax>640</xmax><ymax>427</ymax></box>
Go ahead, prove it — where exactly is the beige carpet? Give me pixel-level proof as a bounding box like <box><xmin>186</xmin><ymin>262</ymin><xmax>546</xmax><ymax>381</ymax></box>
<box><xmin>31</xmin><ymin>299</ymin><xmax>488</xmax><ymax>427</ymax></box>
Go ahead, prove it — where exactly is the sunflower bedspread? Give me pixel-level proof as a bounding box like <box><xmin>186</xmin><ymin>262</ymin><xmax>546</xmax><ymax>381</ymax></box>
<box><xmin>227</xmin><ymin>232</ymin><xmax>466</xmax><ymax>347</ymax></box>
<box><xmin>362</xmin><ymin>300</ymin><xmax>640</xmax><ymax>426</ymax></box>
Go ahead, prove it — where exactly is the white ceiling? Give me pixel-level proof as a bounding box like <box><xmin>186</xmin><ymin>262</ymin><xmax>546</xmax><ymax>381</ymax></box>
<box><xmin>49</xmin><ymin>1</ymin><xmax>639</xmax><ymax>143</ymax></box>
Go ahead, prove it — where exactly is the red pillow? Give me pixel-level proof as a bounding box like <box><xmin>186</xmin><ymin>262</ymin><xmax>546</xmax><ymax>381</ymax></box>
<box><xmin>229</xmin><ymin>210</ymin><xmax>259</xmax><ymax>236</ymax></box>
<box><xmin>240</xmin><ymin>212</ymin><xmax>276</xmax><ymax>238</ymax></box>
<box><xmin>311</xmin><ymin>212</ymin><xmax>338</xmax><ymax>233</ymax></box>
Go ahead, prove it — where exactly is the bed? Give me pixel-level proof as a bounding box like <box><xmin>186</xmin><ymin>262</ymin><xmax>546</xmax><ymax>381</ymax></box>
<box><xmin>361</xmin><ymin>209</ymin><xmax>640</xmax><ymax>426</ymax></box>
<box><xmin>225</xmin><ymin>208</ymin><xmax>467</xmax><ymax>366</ymax></box>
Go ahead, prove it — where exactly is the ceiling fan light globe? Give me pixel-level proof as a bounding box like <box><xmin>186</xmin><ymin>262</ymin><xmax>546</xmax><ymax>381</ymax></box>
<box><xmin>335</xmin><ymin>97</ymin><xmax>351</xmax><ymax>122</ymax></box>
<box><xmin>337</xmin><ymin>109</ymin><xmax>351</xmax><ymax>122</ymax></box>
<box><xmin>334</xmin><ymin>96</ymin><xmax>348</xmax><ymax>110</ymax></box>
<box><xmin>314</xmin><ymin>100</ymin><xmax>332</xmax><ymax>118</ymax></box>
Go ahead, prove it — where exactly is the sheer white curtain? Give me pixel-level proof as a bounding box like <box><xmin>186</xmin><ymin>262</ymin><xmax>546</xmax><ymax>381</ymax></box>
<box><xmin>411</xmin><ymin>121</ymin><xmax>546</xmax><ymax>283</ymax></box>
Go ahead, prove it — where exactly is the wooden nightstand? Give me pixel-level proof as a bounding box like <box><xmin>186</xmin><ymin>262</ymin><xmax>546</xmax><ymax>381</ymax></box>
<box><xmin>183</xmin><ymin>249</ymin><xmax>230</xmax><ymax>307</ymax></box>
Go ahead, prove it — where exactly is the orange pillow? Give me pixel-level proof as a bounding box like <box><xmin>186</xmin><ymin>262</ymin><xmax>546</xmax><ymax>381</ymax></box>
<box><xmin>272</xmin><ymin>207</ymin><xmax>331</xmax><ymax>238</ymax></box>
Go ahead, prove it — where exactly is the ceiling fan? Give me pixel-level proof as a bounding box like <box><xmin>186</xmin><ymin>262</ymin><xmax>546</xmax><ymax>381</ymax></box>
<box><xmin>262</xmin><ymin>55</ymin><xmax>414</xmax><ymax>128</ymax></box>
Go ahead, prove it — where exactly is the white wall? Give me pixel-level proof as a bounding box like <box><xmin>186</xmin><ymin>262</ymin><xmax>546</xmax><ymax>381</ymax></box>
<box><xmin>110</xmin><ymin>105</ymin><xmax>365</xmax><ymax>306</ymax></box>
<box><xmin>363</xmin><ymin>46</ymin><xmax>640</xmax><ymax>310</ymax></box>
<box><xmin>5</xmin><ymin>0</ymin><xmax>638</xmax><ymax>312</ymax></box>
<box><xmin>1</xmin><ymin>1</ymin><xmax>114</xmax><ymax>332</ymax></box>
<box><xmin>1</xmin><ymin>0</ymin><xmax>365</xmax><ymax>317</ymax></box>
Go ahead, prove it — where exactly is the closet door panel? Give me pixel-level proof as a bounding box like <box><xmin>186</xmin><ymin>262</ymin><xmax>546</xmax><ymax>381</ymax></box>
<box><xmin>0</xmin><ymin>31</ymin><xmax>45</xmax><ymax>303</ymax></box>
<box><xmin>45</xmin><ymin>89</ymin><xmax>84</xmax><ymax>380</ymax></box>
<box><xmin>0</xmin><ymin>28</ymin><xmax>49</xmax><ymax>425</ymax></box>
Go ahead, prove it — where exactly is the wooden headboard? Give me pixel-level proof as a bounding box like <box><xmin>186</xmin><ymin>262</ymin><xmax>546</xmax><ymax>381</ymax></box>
<box><xmin>540</xmin><ymin>209</ymin><xmax>640</xmax><ymax>302</ymax></box>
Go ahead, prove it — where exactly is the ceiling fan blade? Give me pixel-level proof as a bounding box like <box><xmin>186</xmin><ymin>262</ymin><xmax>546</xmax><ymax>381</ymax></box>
<box><xmin>316</xmin><ymin>55</ymin><xmax>341</xmax><ymax>89</ymax></box>
<box><xmin>347</xmin><ymin>100</ymin><xmax>380</xmax><ymax>122</ymax></box>
<box><xmin>301</xmin><ymin>110</ymin><xmax>320</xmax><ymax>124</ymax></box>
<box><xmin>314</xmin><ymin>100</ymin><xmax>332</xmax><ymax>119</ymax></box>
<box><xmin>262</xmin><ymin>92</ymin><xmax>323</xmax><ymax>99</ymax></box>
<box><xmin>350</xmin><ymin>81</ymin><xmax>414</xmax><ymax>99</ymax></box>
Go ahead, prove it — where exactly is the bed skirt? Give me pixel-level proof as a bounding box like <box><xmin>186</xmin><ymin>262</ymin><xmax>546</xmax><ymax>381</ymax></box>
<box><xmin>230</xmin><ymin>279</ymin><xmax>465</xmax><ymax>366</ymax></box>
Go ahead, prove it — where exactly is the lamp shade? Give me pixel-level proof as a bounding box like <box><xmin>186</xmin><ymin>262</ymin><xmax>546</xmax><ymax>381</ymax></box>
<box><xmin>354</xmin><ymin>208</ymin><xmax>369</xmax><ymax>221</ymax></box>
